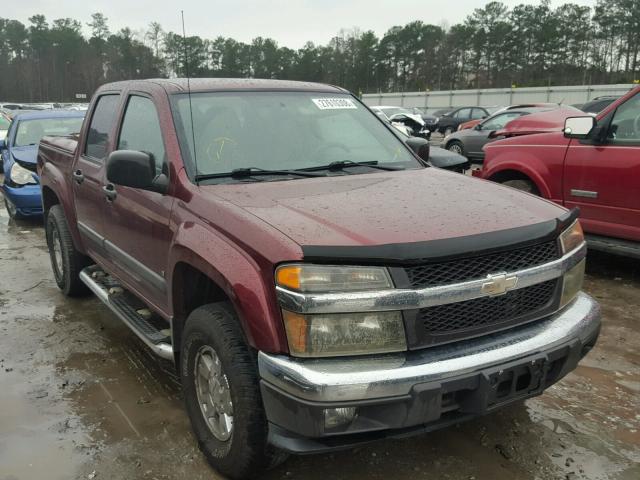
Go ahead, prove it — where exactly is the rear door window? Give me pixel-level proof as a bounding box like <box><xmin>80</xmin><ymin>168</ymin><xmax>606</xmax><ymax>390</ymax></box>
<box><xmin>85</xmin><ymin>94</ymin><xmax>120</xmax><ymax>160</ymax></box>
<box><xmin>455</xmin><ymin>108</ymin><xmax>472</xmax><ymax>119</ymax></box>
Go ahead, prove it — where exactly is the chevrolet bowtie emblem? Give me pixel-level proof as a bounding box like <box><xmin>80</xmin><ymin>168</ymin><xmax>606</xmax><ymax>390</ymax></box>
<box><xmin>481</xmin><ymin>272</ymin><xmax>518</xmax><ymax>296</ymax></box>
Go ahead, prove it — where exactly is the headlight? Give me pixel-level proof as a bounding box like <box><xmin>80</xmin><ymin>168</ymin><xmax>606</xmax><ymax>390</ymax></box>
<box><xmin>559</xmin><ymin>220</ymin><xmax>586</xmax><ymax>307</ymax></box>
<box><xmin>282</xmin><ymin>310</ymin><xmax>406</xmax><ymax>357</ymax></box>
<box><xmin>561</xmin><ymin>258</ymin><xmax>585</xmax><ymax>308</ymax></box>
<box><xmin>10</xmin><ymin>162</ymin><xmax>37</xmax><ymax>185</ymax></box>
<box><xmin>560</xmin><ymin>220</ymin><xmax>584</xmax><ymax>254</ymax></box>
<box><xmin>276</xmin><ymin>264</ymin><xmax>393</xmax><ymax>293</ymax></box>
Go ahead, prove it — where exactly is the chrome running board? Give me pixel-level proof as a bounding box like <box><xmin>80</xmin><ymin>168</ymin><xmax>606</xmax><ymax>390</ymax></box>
<box><xmin>80</xmin><ymin>265</ymin><xmax>174</xmax><ymax>360</ymax></box>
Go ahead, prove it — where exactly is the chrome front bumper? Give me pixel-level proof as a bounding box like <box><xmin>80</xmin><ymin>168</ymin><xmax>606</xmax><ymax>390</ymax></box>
<box><xmin>259</xmin><ymin>292</ymin><xmax>600</xmax><ymax>403</ymax></box>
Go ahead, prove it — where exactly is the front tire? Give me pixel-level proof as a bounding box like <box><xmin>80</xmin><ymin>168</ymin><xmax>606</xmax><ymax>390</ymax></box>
<box><xmin>446</xmin><ymin>140</ymin><xmax>465</xmax><ymax>156</ymax></box>
<box><xmin>181</xmin><ymin>303</ymin><xmax>286</xmax><ymax>479</ymax></box>
<box><xmin>45</xmin><ymin>205</ymin><xmax>91</xmax><ymax>296</ymax></box>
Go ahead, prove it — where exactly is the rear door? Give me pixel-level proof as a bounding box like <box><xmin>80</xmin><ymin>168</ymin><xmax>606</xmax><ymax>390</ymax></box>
<box><xmin>563</xmin><ymin>92</ymin><xmax>640</xmax><ymax>241</ymax></box>
<box><xmin>101</xmin><ymin>93</ymin><xmax>174</xmax><ymax>312</ymax></box>
<box><xmin>74</xmin><ymin>93</ymin><xmax>121</xmax><ymax>261</ymax></box>
<box><xmin>454</xmin><ymin>108</ymin><xmax>472</xmax><ymax>128</ymax></box>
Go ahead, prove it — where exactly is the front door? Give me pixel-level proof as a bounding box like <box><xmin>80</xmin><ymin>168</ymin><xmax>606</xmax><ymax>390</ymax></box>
<box><xmin>73</xmin><ymin>93</ymin><xmax>121</xmax><ymax>262</ymax></box>
<box><xmin>563</xmin><ymin>92</ymin><xmax>640</xmax><ymax>241</ymax></box>
<box><xmin>101</xmin><ymin>94</ymin><xmax>174</xmax><ymax>314</ymax></box>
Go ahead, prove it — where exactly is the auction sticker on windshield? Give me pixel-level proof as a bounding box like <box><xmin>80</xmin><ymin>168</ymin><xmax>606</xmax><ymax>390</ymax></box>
<box><xmin>312</xmin><ymin>98</ymin><xmax>357</xmax><ymax>110</ymax></box>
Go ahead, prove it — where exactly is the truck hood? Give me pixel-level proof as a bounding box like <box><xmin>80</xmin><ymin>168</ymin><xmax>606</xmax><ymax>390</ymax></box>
<box><xmin>206</xmin><ymin>168</ymin><xmax>566</xmax><ymax>248</ymax></box>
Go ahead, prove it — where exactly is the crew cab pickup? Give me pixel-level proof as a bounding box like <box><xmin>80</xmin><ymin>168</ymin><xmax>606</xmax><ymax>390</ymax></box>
<box><xmin>476</xmin><ymin>86</ymin><xmax>640</xmax><ymax>259</ymax></box>
<box><xmin>38</xmin><ymin>79</ymin><xmax>601</xmax><ymax>479</ymax></box>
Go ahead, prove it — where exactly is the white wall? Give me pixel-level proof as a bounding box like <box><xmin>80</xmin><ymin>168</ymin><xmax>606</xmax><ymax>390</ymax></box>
<box><xmin>362</xmin><ymin>84</ymin><xmax>636</xmax><ymax>110</ymax></box>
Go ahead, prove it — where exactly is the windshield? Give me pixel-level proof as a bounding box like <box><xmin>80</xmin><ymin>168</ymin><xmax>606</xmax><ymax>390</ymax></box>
<box><xmin>15</xmin><ymin>117</ymin><xmax>84</xmax><ymax>147</ymax></box>
<box><xmin>172</xmin><ymin>92</ymin><xmax>420</xmax><ymax>179</ymax></box>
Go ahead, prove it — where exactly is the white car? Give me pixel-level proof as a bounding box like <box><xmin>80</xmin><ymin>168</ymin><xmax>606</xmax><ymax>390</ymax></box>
<box><xmin>370</xmin><ymin>106</ymin><xmax>430</xmax><ymax>139</ymax></box>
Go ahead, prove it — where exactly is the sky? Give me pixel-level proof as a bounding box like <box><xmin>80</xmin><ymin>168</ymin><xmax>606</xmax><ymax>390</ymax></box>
<box><xmin>6</xmin><ymin>0</ymin><xmax>598</xmax><ymax>49</ymax></box>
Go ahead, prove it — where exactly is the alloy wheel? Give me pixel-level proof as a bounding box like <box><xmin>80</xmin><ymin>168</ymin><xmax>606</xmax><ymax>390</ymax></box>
<box><xmin>448</xmin><ymin>143</ymin><xmax>463</xmax><ymax>154</ymax></box>
<box><xmin>194</xmin><ymin>345</ymin><xmax>234</xmax><ymax>441</ymax></box>
<box><xmin>51</xmin><ymin>224</ymin><xmax>64</xmax><ymax>279</ymax></box>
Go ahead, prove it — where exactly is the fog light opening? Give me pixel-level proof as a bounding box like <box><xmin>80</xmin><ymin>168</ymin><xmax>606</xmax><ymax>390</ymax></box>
<box><xmin>324</xmin><ymin>407</ymin><xmax>357</xmax><ymax>430</ymax></box>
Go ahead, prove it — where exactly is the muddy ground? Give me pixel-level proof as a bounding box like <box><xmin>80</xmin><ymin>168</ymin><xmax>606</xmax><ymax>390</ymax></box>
<box><xmin>0</xmin><ymin>205</ymin><xmax>638</xmax><ymax>480</ymax></box>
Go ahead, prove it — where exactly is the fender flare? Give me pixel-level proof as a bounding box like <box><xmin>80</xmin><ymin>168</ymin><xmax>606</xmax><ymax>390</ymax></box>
<box><xmin>167</xmin><ymin>222</ymin><xmax>287</xmax><ymax>353</ymax></box>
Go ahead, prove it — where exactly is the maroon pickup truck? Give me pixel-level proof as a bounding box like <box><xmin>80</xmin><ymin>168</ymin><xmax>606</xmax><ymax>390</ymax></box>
<box><xmin>38</xmin><ymin>79</ymin><xmax>601</xmax><ymax>479</ymax></box>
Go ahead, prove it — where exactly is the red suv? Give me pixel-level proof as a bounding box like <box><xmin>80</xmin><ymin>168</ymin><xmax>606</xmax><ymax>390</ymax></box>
<box><xmin>476</xmin><ymin>86</ymin><xmax>640</xmax><ymax>258</ymax></box>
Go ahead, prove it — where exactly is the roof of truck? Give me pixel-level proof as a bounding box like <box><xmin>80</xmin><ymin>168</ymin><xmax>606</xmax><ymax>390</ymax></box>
<box><xmin>100</xmin><ymin>78</ymin><xmax>348</xmax><ymax>94</ymax></box>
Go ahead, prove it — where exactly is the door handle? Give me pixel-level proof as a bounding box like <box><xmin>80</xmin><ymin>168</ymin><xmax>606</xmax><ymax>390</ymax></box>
<box><xmin>570</xmin><ymin>189</ymin><xmax>598</xmax><ymax>199</ymax></box>
<box><xmin>103</xmin><ymin>183</ymin><xmax>117</xmax><ymax>202</ymax></box>
<box><xmin>73</xmin><ymin>169</ymin><xmax>84</xmax><ymax>185</ymax></box>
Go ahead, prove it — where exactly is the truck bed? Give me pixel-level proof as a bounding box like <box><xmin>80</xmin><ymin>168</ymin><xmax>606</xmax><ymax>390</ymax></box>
<box><xmin>37</xmin><ymin>134</ymin><xmax>79</xmax><ymax>177</ymax></box>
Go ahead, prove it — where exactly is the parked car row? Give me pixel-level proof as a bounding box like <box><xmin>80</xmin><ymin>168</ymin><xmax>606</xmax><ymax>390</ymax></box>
<box><xmin>393</xmin><ymin>96</ymin><xmax>620</xmax><ymax>137</ymax></box>
<box><xmin>442</xmin><ymin>104</ymin><xmax>581</xmax><ymax>161</ymax></box>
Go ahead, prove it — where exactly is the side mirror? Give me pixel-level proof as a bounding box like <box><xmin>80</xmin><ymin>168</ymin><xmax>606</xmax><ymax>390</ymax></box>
<box><xmin>405</xmin><ymin>136</ymin><xmax>430</xmax><ymax>162</ymax></box>
<box><xmin>564</xmin><ymin>116</ymin><xmax>596</xmax><ymax>139</ymax></box>
<box><xmin>487</xmin><ymin>130</ymin><xmax>498</xmax><ymax>139</ymax></box>
<box><xmin>474</xmin><ymin>124</ymin><xmax>482</xmax><ymax>131</ymax></box>
<box><xmin>106</xmin><ymin>150</ymin><xmax>167</xmax><ymax>194</ymax></box>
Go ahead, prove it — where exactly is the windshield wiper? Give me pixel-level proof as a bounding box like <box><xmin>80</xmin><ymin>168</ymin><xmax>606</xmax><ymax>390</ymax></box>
<box><xmin>300</xmin><ymin>160</ymin><xmax>404</xmax><ymax>172</ymax></box>
<box><xmin>195</xmin><ymin>167</ymin><xmax>325</xmax><ymax>182</ymax></box>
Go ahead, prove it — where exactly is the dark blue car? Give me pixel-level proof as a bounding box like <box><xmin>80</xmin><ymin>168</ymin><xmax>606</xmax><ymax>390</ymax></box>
<box><xmin>1</xmin><ymin>110</ymin><xmax>84</xmax><ymax>219</ymax></box>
